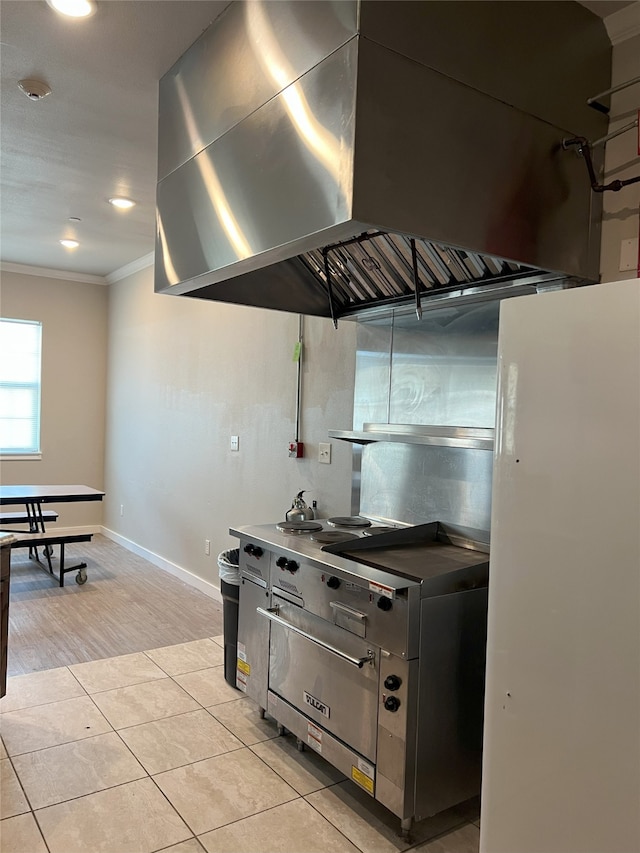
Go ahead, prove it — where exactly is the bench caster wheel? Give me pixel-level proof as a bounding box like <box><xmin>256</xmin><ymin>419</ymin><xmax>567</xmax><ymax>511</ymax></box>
<box><xmin>296</xmin><ymin>738</ymin><xmax>305</xmax><ymax>752</ymax></box>
<box><xmin>76</xmin><ymin>570</ymin><xmax>87</xmax><ymax>585</ymax></box>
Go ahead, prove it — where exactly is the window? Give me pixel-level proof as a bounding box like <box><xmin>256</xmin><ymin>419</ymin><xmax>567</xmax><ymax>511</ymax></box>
<box><xmin>0</xmin><ymin>318</ymin><xmax>42</xmax><ymax>456</ymax></box>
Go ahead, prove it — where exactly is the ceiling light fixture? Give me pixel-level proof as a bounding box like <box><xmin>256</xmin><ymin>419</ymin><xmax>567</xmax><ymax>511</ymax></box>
<box><xmin>108</xmin><ymin>197</ymin><xmax>136</xmax><ymax>210</ymax></box>
<box><xmin>60</xmin><ymin>239</ymin><xmax>79</xmax><ymax>249</ymax></box>
<box><xmin>46</xmin><ymin>0</ymin><xmax>96</xmax><ymax>18</ymax></box>
<box><xmin>18</xmin><ymin>79</ymin><xmax>52</xmax><ymax>101</ymax></box>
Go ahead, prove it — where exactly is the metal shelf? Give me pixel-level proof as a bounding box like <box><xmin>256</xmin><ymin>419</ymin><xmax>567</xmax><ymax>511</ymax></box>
<box><xmin>328</xmin><ymin>423</ymin><xmax>494</xmax><ymax>451</ymax></box>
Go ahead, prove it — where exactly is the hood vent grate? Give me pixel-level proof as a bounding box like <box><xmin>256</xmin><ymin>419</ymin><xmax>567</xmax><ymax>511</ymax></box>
<box><xmin>301</xmin><ymin>232</ymin><xmax>544</xmax><ymax>320</ymax></box>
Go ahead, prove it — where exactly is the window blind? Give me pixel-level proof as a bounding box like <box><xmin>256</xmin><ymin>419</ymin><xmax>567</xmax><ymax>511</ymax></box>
<box><xmin>0</xmin><ymin>318</ymin><xmax>42</xmax><ymax>455</ymax></box>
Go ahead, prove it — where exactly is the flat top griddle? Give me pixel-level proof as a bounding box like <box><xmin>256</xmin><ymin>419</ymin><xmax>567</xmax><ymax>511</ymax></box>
<box><xmin>322</xmin><ymin>521</ymin><xmax>489</xmax><ymax>592</ymax></box>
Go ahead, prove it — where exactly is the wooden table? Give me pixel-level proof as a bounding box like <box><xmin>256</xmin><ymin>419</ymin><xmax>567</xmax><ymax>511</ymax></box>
<box><xmin>0</xmin><ymin>485</ymin><xmax>104</xmax><ymax>586</ymax></box>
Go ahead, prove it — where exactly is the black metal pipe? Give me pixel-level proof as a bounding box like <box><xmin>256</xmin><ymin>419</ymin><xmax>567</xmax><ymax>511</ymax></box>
<box><xmin>323</xmin><ymin>248</ymin><xmax>338</xmax><ymax>329</ymax></box>
<box><xmin>563</xmin><ymin>136</ymin><xmax>640</xmax><ymax>193</ymax></box>
<box><xmin>410</xmin><ymin>238</ymin><xmax>423</xmax><ymax>320</ymax></box>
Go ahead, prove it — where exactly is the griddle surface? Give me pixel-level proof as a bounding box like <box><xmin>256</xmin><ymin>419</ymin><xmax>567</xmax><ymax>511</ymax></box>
<box><xmin>337</xmin><ymin>540</ymin><xmax>486</xmax><ymax>584</ymax></box>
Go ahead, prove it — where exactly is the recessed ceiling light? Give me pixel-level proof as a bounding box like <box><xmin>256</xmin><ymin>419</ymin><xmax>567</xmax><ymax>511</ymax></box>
<box><xmin>46</xmin><ymin>0</ymin><xmax>96</xmax><ymax>18</ymax></box>
<box><xmin>60</xmin><ymin>239</ymin><xmax>79</xmax><ymax>249</ymax></box>
<box><xmin>108</xmin><ymin>197</ymin><xmax>136</xmax><ymax>210</ymax></box>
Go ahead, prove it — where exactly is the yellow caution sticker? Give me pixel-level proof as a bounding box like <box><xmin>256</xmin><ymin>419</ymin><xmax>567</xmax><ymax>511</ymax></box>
<box><xmin>351</xmin><ymin>765</ymin><xmax>374</xmax><ymax>795</ymax></box>
<box><xmin>236</xmin><ymin>659</ymin><xmax>251</xmax><ymax>676</ymax></box>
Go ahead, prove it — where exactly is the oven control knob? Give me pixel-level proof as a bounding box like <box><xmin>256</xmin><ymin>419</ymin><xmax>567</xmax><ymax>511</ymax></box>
<box><xmin>276</xmin><ymin>556</ymin><xmax>288</xmax><ymax>568</ymax></box>
<box><xmin>244</xmin><ymin>544</ymin><xmax>263</xmax><ymax>558</ymax></box>
<box><xmin>384</xmin><ymin>675</ymin><xmax>402</xmax><ymax>691</ymax></box>
<box><xmin>377</xmin><ymin>596</ymin><xmax>392</xmax><ymax>611</ymax></box>
<box><xmin>286</xmin><ymin>559</ymin><xmax>299</xmax><ymax>573</ymax></box>
<box><xmin>384</xmin><ymin>696</ymin><xmax>401</xmax><ymax>712</ymax></box>
<box><xmin>326</xmin><ymin>576</ymin><xmax>341</xmax><ymax>589</ymax></box>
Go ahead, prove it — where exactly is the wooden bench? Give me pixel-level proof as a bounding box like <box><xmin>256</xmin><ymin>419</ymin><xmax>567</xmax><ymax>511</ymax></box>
<box><xmin>0</xmin><ymin>510</ymin><xmax>59</xmax><ymax>528</ymax></box>
<box><xmin>10</xmin><ymin>532</ymin><xmax>93</xmax><ymax>587</ymax></box>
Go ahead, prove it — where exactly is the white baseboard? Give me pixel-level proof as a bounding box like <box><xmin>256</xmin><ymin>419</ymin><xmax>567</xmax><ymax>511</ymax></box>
<box><xmin>100</xmin><ymin>527</ymin><xmax>223</xmax><ymax>604</ymax></box>
<box><xmin>46</xmin><ymin>525</ymin><xmax>101</xmax><ymax>536</ymax></box>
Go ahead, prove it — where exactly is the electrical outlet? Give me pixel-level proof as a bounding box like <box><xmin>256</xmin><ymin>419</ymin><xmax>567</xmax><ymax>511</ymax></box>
<box><xmin>319</xmin><ymin>442</ymin><xmax>332</xmax><ymax>464</ymax></box>
<box><xmin>230</xmin><ymin>435</ymin><xmax>239</xmax><ymax>452</ymax></box>
<box><xmin>205</xmin><ymin>539</ymin><xmax>211</xmax><ymax>556</ymax></box>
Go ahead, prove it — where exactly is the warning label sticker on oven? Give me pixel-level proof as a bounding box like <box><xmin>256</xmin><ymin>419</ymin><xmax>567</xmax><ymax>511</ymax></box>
<box><xmin>351</xmin><ymin>761</ymin><xmax>375</xmax><ymax>795</ymax></box>
<box><xmin>237</xmin><ymin>643</ymin><xmax>247</xmax><ymax>662</ymax></box>
<box><xmin>236</xmin><ymin>671</ymin><xmax>247</xmax><ymax>693</ymax></box>
<box><xmin>368</xmin><ymin>581</ymin><xmax>394</xmax><ymax>598</ymax></box>
<box><xmin>351</xmin><ymin>766</ymin><xmax>375</xmax><ymax>794</ymax></box>
<box><xmin>236</xmin><ymin>659</ymin><xmax>250</xmax><ymax>676</ymax></box>
<box><xmin>307</xmin><ymin>722</ymin><xmax>323</xmax><ymax>754</ymax></box>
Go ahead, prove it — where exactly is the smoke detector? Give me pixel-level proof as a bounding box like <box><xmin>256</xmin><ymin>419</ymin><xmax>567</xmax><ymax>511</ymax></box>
<box><xmin>18</xmin><ymin>79</ymin><xmax>52</xmax><ymax>101</ymax></box>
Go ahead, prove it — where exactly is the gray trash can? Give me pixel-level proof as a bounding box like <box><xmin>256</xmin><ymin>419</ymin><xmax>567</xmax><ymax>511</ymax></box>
<box><xmin>218</xmin><ymin>549</ymin><xmax>240</xmax><ymax>688</ymax></box>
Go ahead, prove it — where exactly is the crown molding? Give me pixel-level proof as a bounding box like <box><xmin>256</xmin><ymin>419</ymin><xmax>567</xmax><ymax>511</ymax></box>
<box><xmin>106</xmin><ymin>251</ymin><xmax>155</xmax><ymax>284</ymax></box>
<box><xmin>0</xmin><ymin>261</ymin><xmax>107</xmax><ymax>285</ymax></box>
<box><xmin>605</xmin><ymin>2</ymin><xmax>640</xmax><ymax>45</ymax></box>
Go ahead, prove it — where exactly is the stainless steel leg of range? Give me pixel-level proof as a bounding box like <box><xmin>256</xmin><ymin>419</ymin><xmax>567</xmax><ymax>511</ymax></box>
<box><xmin>400</xmin><ymin>817</ymin><xmax>413</xmax><ymax>840</ymax></box>
<box><xmin>258</xmin><ymin>707</ymin><xmax>266</xmax><ymax>719</ymax></box>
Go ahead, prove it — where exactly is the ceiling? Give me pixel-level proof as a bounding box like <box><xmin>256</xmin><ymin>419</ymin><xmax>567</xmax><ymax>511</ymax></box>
<box><xmin>0</xmin><ymin>0</ymin><xmax>636</xmax><ymax>282</ymax></box>
<box><xmin>0</xmin><ymin>0</ymin><xmax>228</xmax><ymax>279</ymax></box>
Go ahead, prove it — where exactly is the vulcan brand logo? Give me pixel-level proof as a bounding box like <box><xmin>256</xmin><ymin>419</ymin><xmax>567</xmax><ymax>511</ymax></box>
<box><xmin>303</xmin><ymin>691</ymin><xmax>330</xmax><ymax>718</ymax></box>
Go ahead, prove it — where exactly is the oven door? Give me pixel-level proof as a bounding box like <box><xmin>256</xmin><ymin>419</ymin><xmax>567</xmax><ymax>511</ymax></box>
<box><xmin>259</xmin><ymin>599</ymin><xmax>380</xmax><ymax>762</ymax></box>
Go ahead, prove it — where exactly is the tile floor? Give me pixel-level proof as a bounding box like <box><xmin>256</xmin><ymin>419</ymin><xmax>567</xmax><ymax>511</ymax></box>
<box><xmin>0</xmin><ymin>637</ymin><xmax>480</xmax><ymax>853</ymax></box>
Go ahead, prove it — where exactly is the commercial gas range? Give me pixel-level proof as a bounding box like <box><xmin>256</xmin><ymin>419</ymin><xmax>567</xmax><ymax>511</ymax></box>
<box><xmin>230</xmin><ymin>517</ymin><xmax>488</xmax><ymax>837</ymax></box>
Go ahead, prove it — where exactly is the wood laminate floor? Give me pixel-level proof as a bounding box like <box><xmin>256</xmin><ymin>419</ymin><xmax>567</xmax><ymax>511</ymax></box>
<box><xmin>7</xmin><ymin>534</ymin><xmax>223</xmax><ymax>677</ymax></box>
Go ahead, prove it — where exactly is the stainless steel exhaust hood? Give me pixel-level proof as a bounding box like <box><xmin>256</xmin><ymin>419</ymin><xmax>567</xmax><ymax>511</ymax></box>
<box><xmin>155</xmin><ymin>1</ymin><xmax>611</xmax><ymax>320</ymax></box>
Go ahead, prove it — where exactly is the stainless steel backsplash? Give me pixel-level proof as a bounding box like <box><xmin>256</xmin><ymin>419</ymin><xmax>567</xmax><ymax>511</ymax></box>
<box><xmin>353</xmin><ymin>301</ymin><xmax>499</xmax><ymax>531</ymax></box>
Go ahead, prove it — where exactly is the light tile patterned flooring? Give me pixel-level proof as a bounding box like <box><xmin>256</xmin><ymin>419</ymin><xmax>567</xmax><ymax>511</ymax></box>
<box><xmin>0</xmin><ymin>637</ymin><xmax>480</xmax><ymax>853</ymax></box>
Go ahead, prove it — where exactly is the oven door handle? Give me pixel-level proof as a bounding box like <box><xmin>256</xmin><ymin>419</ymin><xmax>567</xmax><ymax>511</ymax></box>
<box><xmin>257</xmin><ymin>607</ymin><xmax>375</xmax><ymax>669</ymax></box>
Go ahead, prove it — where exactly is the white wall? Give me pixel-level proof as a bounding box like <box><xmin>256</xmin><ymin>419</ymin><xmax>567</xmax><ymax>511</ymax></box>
<box><xmin>600</xmin><ymin>32</ymin><xmax>640</xmax><ymax>282</ymax></box>
<box><xmin>103</xmin><ymin>265</ymin><xmax>356</xmax><ymax>590</ymax></box>
<box><xmin>0</xmin><ymin>270</ymin><xmax>107</xmax><ymax>529</ymax></box>
<box><xmin>481</xmin><ymin>278</ymin><xmax>640</xmax><ymax>853</ymax></box>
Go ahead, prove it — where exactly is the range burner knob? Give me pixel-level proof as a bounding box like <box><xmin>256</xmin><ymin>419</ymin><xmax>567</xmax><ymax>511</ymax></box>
<box><xmin>277</xmin><ymin>557</ymin><xmax>299</xmax><ymax>573</ymax></box>
<box><xmin>244</xmin><ymin>544</ymin><xmax>263</xmax><ymax>558</ymax></box>
<box><xmin>377</xmin><ymin>595</ymin><xmax>392</xmax><ymax>611</ymax></box>
<box><xmin>384</xmin><ymin>695</ymin><xmax>401</xmax><ymax>712</ymax></box>
<box><xmin>326</xmin><ymin>576</ymin><xmax>341</xmax><ymax>589</ymax></box>
<box><xmin>384</xmin><ymin>674</ymin><xmax>402</xmax><ymax>691</ymax></box>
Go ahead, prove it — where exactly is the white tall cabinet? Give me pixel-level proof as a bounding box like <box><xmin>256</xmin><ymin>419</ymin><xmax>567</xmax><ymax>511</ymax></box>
<box><xmin>481</xmin><ymin>279</ymin><xmax>640</xmax><ymax>853</ymax></box>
